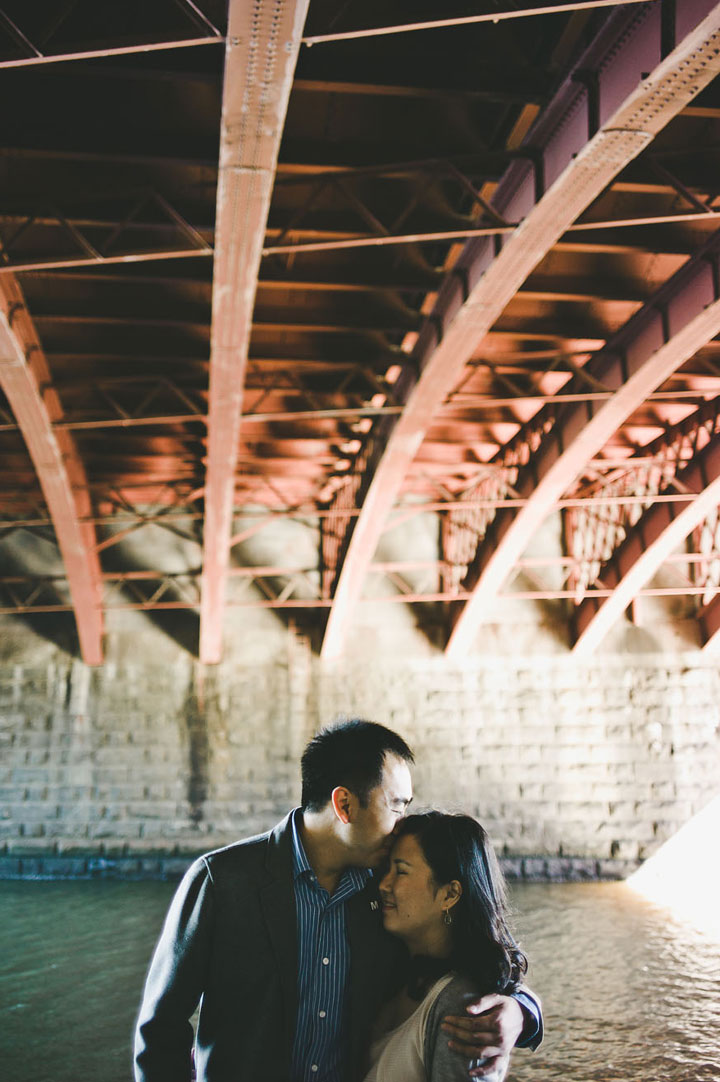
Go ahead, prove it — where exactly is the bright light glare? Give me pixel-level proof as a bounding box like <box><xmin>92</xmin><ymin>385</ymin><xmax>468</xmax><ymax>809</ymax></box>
<box><xmin>627</xmin><ymin>794</ymin><xmax>720</xmax><ymax>941</ymax></box>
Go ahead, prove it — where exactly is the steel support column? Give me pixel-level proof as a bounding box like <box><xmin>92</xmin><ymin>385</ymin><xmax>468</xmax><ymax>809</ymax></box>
<box><xmin>573</xmin><ymin>435</ymin><xmax>720</xmax><ymax>654</ymax></box>
<box><xmin>699</xmin><ymin>591</ymin><xmax>720</xmax><ymax>648</ymax></box>
<box><xmin>199</xmin><ymin>0</ymin><xmax>310</xmax><ymax>664</ymax></box>
<box><xmin>322</xmin><ymin>0</ymin><xmax>720</xmax><ymax>660</ymax></box>
<box><xmin>448</xmin><ymin>226</ymin><xmax>720</xmax><ymax>656</ymax></box>
<box><xmin>0</xmin><ymin>276</ymin><xmax>103</xmax><ymax>663</ymax></box>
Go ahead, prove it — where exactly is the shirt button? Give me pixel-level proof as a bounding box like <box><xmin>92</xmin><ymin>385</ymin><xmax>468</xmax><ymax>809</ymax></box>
<box><xmin>319</xmin><ymin>1010</ymin><xmax>326</xmax><ymax>1018</ymax></box>
<box><xmin>311</xmin><ymin>1066</ymin><xmax>319</xmax><ymax>1073</ymax></box>
<box><xmin>322</xmin><ymin>957</ymin><xmax>330</xmax><ymax>965</ymax></box>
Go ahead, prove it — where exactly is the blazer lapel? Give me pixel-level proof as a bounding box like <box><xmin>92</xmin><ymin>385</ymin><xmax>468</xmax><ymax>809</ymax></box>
<box><xmin>345</xmin><ymin>881</ymin><xmax>388</xmax><ymax>1073</ymax></box>
<box><xmin>260</xmin><ymin>814</ymin><xmax>299</xmax><ymax>1059</ymax></box>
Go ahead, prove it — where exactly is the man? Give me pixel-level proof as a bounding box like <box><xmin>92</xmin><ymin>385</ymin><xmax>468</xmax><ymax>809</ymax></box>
<box><xmin>135</xmin><ymin>719</ymin><xmax>541</xmax><ymax>1081</ymax></box>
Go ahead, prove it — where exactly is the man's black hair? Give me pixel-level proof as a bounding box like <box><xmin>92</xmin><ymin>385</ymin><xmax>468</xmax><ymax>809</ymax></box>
<box><xmin>301</xmin><ymin>718</ymin><xmax>414</xmax><ymax>811</ymax></box>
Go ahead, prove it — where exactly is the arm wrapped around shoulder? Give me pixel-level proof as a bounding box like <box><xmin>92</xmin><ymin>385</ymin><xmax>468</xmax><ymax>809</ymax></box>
<box><xmin>134</xmin><ymin>857</ymin><xmax>214</xmax><ymax>1082</ymax></box>
<box><xmin>424</xmin><ymin>976</ymin><xmax>510</xmax><ymax>1082</ymax></box>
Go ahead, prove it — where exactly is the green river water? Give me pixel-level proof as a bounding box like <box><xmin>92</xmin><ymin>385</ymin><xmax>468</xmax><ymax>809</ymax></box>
<box><xmin>1</xmin><ymin>878</ymin><xmax>718</xmax><ymax>1081</ymax></box>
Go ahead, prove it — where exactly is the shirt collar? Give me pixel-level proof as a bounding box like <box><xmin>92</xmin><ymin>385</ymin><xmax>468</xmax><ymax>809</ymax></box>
<box><xmin>290</xmin><ymin>808</ymin><xmax>372</xmax><ymax>892</ymax></box>
<box><xmin>291</xmin><ymin>807</ymin><xmax>314</xmax><ymax>881</ymax></box>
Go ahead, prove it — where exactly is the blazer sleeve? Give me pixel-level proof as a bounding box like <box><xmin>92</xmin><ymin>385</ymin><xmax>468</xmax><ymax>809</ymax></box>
<box><xmin>134</xmin><ymin>857</ymin><xmax>215</xmax><ymax>1082</ymax></box>
<box><xmin>514</xmin><ymin>984</ymin><xmax>543</xmax><ymax>1049</ymax></box>
<box><xmin>423</xmin><ymin>975</ymin><xmax>542</xmax><ymax>1082</ymax></box>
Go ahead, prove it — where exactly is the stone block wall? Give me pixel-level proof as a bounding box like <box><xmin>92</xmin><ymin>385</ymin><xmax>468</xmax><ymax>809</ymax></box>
<box><xmin>1</xmin><ymin>621</ymin><xmax>718</xmax><ymax>880</ymax></box>
<box><xmin>316</xmin><ymin>657</ymin><xmax>720</xmax><ymax>871</ymax></box>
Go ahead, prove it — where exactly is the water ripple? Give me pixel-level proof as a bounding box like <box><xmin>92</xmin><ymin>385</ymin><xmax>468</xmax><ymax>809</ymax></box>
<box><xmin>0</xmin><ymin>879</ymin><xmax>718</xmax><ymax>1081</ymax></box>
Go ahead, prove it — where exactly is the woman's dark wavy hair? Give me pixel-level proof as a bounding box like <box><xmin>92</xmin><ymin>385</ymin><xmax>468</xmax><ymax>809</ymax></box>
<box><xmin>395</xmin><ymin>811</ymin><xmax>527</xmax><ymax>994</ymax></box>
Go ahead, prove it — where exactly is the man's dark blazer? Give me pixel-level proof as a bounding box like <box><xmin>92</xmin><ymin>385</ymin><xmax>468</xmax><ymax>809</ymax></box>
<box><xmin>134</xmin><ymin>812</ymin><xmax>405</xmax><ymax>1082</ymax></box>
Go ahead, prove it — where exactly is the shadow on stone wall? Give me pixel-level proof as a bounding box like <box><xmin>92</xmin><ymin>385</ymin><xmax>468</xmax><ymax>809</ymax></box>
<box><xmin>101</xmin><ymin>542</ymin><xmax>200</xmax><ymax>657</ymax></box>
<box><xmin>183</xmin><ymin>668</ymin><xmax>211</xmax><ymax>823</ymax></box>
<box><xmin>0</xmin><ymin>540</ymin><xmax>82</xmax><ymax>659</ymax></box>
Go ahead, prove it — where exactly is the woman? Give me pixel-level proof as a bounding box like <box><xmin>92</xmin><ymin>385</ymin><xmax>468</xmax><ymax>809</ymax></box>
<box><xmin>363</xmin><ymin>812</ymin><xmax>528</xmax><ymax>1082</ymax></box>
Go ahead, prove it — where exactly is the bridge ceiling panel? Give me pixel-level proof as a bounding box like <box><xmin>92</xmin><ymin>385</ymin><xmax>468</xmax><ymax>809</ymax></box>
<box><xmin>3</xmin><ymin>1</ymin><xmax>720</xmax><ymax>657</ymax></box>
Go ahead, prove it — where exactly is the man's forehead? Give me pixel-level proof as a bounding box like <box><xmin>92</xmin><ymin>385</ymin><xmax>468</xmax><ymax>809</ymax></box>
<box><xmin>380</xmin><ymin>753</ymin><xmax>413</xmax><ymax>800</ymax></box>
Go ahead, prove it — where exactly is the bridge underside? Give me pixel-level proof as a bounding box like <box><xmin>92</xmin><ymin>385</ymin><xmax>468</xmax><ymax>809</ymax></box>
<box><xmin>2</xmin><ymin>1</ymin><xmax>720</xmax><ymax>663</ymax></box>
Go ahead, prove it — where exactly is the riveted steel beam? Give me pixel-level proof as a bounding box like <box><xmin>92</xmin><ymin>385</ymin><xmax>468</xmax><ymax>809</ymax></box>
<box><xmin>322</xmin><ymin>0</ymin><xmax>720</xmax><ymax>661</ymax></box>
<box><xmin>0</xmin><ymin>583</ymin><xmax>714</xmax><ymax>618</ymax></box>
<box><xmin>0</xmin><ymin>37</ymin><xmax>223</xmax><ymax>68</ymax></box>
<box><xmin>261</xmin><ymin>209</ymin><xmax>720</xmax><ymax>256</ymax></box>
<box><xmin>0</xmin><ymin>276</ymin><xmax>103</xmax><ymax>663</ymax></box>
<box><xmin>562</xmin><ymin>395</ymin><xmax>720</xmax><ymax>595</ymax></box>
<box><xmin>0</xmin><ymin>1</ymin><xmax>223</xmax><ymax>69</ymax></box>
<box><xmin>302</xmin><ymin>2</ymin><xmax>651</xmax><ymax>45</ymax></box>
<box><xmin>199</xmin><ymin>0</ymin><xmax>310</xmax><ymax>664</ymax></box>
<box><xmin>699</xmin><ymin>591</ymin><xmax>720</xmax><ymax>647</ymax></box>
<box><xmin>573</xmin><ymin>433</ymin><xmax>720</xmax><ymax>654</ymax></box>
<box><xmin>448</xmin><ymin>224</ymin><xmax>720</xmax><ymax>657</ymax></box>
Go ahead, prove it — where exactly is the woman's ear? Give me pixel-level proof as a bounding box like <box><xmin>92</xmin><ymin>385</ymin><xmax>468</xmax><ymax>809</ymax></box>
<box><xmin>442</xmin><ymin>879</ymin><xmax>462</xmax><ymax>911</ymax></box>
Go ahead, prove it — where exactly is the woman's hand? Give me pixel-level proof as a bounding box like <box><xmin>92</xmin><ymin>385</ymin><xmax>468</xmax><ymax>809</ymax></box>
<box><xmin>441</xmin><ymin>993</ymin><xmax>523</xmax><ymax>1078</ymax></box>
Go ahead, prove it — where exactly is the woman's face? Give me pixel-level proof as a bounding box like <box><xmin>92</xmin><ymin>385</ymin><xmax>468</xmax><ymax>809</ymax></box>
<box><xmin>378</xmin><ymin>832</ymin><xmax>457</xmax><ymax>953</ymax></box>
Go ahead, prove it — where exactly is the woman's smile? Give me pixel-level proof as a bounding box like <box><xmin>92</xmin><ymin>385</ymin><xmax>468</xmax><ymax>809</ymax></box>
<box><xmin>376</xmin><ymin>833</ymin><xmax>459</xmax><ymax>955</ymax></box>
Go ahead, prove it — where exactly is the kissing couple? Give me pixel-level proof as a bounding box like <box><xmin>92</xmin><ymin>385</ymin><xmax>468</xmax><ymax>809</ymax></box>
<box><xmin>135</xmin><ymin>718</ymin><xmax>542</xmax><ymax>1082</ymax></box>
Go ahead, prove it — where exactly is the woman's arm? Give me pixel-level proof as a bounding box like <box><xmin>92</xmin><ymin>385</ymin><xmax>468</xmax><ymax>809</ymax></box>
<box><xmin>424</xmin><ymin>977</ymin><xmax>511</xmax><ymax>1082</ymax></box>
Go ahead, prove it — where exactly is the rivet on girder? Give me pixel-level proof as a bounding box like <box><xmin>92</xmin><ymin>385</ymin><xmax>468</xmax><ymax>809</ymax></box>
<box><xmin>452</xmin><ymin>266</ymin><xmax>470</xmax><ymax>304</ymax></box>
<box><xmin>706</xmin><ymin>254</ymin><xmax>720</xmax><ymax>304</ymax></box>
<box><xmin>660</xmin><ymin>305</ymin><xmax>671</xmax><ymax>346</ymax></box>
<box><xmin>573</xmin><ymin>70</ymin><xmax>601</xmax><ymax>141</ymax></box>
<box><xmin>6</xmin><ymin>302</ymin><xmax>24</xmax><ymax>326</ymax></box>
<box><xmin>515</xmin><ymin>147</ymin><xmax>545</xmax><ymax>203</ymax></box>
<box><xmin>429</xmin><ymin>315</ymin><xmax>443</xmax><ymax>346</ymax></box>
<box><xmin>619</xmin><ymin>348</ymin><xmax>630</xmax><ymax>387</ymax></box>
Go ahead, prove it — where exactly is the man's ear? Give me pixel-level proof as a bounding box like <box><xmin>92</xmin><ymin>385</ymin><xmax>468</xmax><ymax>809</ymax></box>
<box><xmin>330</xmin><ymin>786</ymin><xmax>353</xmax><ymax>824</ymax></box>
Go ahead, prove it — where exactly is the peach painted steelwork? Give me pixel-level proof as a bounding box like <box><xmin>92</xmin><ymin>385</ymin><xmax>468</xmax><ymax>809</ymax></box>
<box><xmin>0</xmin><ymin>275</ymin><xmax>103</xmax><ymax>663</ymax></box>
<box><xmin>448</xmin><ymin>225</ymin><xmax>720</xmax><ymax>657</ymax></box>
<box><xmin>322</xmin><ymin>0</ymin><xmax>720</xmax><ymax>661</ymax></box>
<box><xmin>699</xmin><ymin>591</ymin><xmax>720</xmax><ymax>649</ymax></box>
<box><xmin>199</xmin><ymin>0</ymin><xmax>310</xmax><ymax>664</ymax></box>
<box><xmin>573</xmin><ymin>433</ymin><xmax>720</xmax><ymax>655</ymax></box>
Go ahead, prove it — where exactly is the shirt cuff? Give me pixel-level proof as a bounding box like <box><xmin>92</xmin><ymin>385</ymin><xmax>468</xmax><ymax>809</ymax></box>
<box><xmin>512</xmin><ymin>990</ymin><xmax>543</xmax><ymax>1050</ymax></box>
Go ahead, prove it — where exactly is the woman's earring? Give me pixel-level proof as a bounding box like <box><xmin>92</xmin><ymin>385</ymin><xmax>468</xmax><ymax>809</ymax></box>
<box><xmin>443</xmin><ymin>908</ymin><xmax>452</xmax><ymax>926</ymax></box>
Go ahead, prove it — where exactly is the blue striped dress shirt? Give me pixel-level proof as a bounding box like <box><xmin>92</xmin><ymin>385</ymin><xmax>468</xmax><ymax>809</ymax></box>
<box><xmin>290</xmin><ymin>809</ymin><xmax>371</xmax><ymax>1082</ymax></box>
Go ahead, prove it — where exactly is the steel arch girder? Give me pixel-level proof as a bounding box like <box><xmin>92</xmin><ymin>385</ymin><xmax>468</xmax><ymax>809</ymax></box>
<box><xmin>199</xmin><ymin>0</ymin><xmax>310</xmax><ymax>665</ymax></box>
<box><xmin>0</xmin><ymin>277</ymin><xmax>103</xmax><ymax>664</ymax></box>
<box><xmin>573</xmin><ymin>435</ymin><xmax>720</xmax><ymax>655</ymax></box>
<box><xmin>447</xmin><ymin>227</ymin><xmax>720</xmax><ymax>657</ymax></box>
<box><xmin>321</xmin><ymin>0</ymin><xmax>720</xmax><ymax>661</ymax></box>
